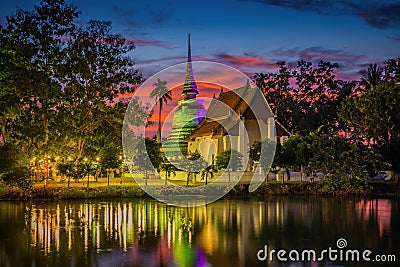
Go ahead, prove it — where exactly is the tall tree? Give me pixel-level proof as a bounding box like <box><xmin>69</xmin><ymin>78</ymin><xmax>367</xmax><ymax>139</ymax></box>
<box><xmin>339</xmin><ymin>81</ymin><xmax>400</xmax><ymax>179</ymax></box>
<box><xmin>150</xmin><ymin>79</ymin><xmax>172</xmax><ymax>145</ymax></box>
<box><xmin>59</xmin><ymin>20</ymin><xmax>141</xmax><ymax>159</ymax></box>
<box><xmin>200</xmin><ymin>164</ymin><xmax>216</xmax><ymax>185</ymax></box>
<box><xmin>1</xmin><ymin>0</ymin><xmax>142</xmax><ymax>163</ymax></box>
<box><xmin>0</xmin><ymin>0</ymin><xmax>80</xmax><ymax>157</ymax></box>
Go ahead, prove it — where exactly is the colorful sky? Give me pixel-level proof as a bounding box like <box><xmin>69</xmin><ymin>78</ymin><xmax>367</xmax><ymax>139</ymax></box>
<box><xmin>1</xmin><ymin>0</ymin><xmax>400</xmax><ymax>81</ymax></box>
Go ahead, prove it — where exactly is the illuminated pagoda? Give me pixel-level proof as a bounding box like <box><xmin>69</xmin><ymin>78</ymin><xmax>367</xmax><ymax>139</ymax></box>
<box><xmin>163</xmin><ymin>34</ymin><xmax>207</xmax><ymax>157</ymax></box>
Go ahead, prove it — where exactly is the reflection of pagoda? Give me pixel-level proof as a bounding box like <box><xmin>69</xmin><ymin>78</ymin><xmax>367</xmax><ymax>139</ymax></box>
<box><xmin>163</xmin><ymin>34</ymin><xmax>207</xmax><ymax>156</ymax></box>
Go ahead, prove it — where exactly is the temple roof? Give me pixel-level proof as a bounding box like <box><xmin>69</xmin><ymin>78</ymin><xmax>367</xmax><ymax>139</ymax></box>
<box><xmin>184</xmin><ymin>83</ymin><xmax>291</xmax><ymax>140</ymax></box>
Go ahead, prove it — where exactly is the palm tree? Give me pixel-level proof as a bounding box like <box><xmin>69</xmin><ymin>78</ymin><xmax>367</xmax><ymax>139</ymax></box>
<box><xmin>160</xmin><ymin>154</ymin><xmax>176</xmax><ymax>185</ymax></box>
<box><xmin>361</xmin><ymin>63</ymin><xmax>383</xmax><ymax>90</ymax></box>
<box><xmin>150</xmin><ymin>79</ymin><xmax>172</xmax><ymax>145</ymax></box>
<box><xmin>200</xmin><ymin>164</ymin><xmax>216</xmax><ymax>185</ymax></box>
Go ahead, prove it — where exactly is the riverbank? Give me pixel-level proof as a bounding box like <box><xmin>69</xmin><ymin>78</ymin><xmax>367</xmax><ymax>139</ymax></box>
<box><xmin>1</xmin><ymin>180</ymin><xmax>399</xmax><ymax>201</ymax></box>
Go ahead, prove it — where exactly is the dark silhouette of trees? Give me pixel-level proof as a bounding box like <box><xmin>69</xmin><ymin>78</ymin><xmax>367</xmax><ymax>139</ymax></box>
<box><xmin>254</xmin><ymin>60</ymin><xmax>351</xmax><ymax>134</ymax></box>
<box><xmin>360</xmin><ymin>63</ymin><xmax>383</xmax><ymax>90</ymax></box>
<box><xmin>340</xmin><ymin>59</ymin><xmax>400</xmax><ymax>181</ymax></box>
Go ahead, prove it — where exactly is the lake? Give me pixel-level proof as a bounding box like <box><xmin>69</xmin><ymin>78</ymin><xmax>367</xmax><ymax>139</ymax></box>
<box><xmin>0</xmin><ymin>197</ymin><xmax>398</xmax><ymax>266</ymax></box>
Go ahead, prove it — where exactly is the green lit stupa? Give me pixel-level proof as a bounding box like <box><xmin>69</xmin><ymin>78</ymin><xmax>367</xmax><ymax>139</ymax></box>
<box><xmin>163</xmin><ymin>34</ymin><xmax>207</xmax><ymax>156</ymax></box>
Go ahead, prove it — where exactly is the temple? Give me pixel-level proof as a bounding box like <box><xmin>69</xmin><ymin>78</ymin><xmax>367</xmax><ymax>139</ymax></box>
<box><xmin>163</xmin><ymin>34</ymin><xmax>207</xmax><ymax>157</ymax></box>
<box><xmin>185</xmin><ymin>81</ymin><xmax>291</xmax><ymax>166</ymax></box>
<box><xmin>163</xmin><ymin>35</ymin><xmax>291</xmax><ymax>169</ymax></box>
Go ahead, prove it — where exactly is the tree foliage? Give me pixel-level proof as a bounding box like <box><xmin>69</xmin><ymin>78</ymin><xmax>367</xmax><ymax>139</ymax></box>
<box><xmin>339</xmin><ymin>58</ymin><xmax>400</xmax><ymax>177</ymax></box>
<box><xmin>249</xmin><ymin>139</ymin><xmax>278</xmax><ymax>178</ymax></box>
<box><xmin>1</xmin><ymin>166</ymin><xmax>32</xmax><ymax>192</ymax></box>
<box><xmin>0</xmin><ymin>143</ymin><xmax>31</xmax><ymax>191</ymax></box>
<box><xmin>0</xmin><ymin>0</ymin><xmax>80</xmax><ymax>157</ymax></box>
<box><xmin>59</xmin><ymin>19</ymin><xmax>141</xmax><ymax>158</ymax></box>
<box><xmin>99</xmin><ymin>144</ymin><xmax>122</xmax><ymax>171</ymax></box>
<box><xmin>0</xmin><ymin>0</ymin><xmax>141</xmax><ymax>169</ymax></box>
<box><xmin>307</xmin><ymin>129</ymin><xmax>382</xmax><ymax>179</ymax></box>
<box><xmin>215</xmin><ymin>149</ymin><xmax>243</xmax><ymax>171</ymax></box>
<box><xmin>276</xmin><ymin>134</ymin><xmax>310</xmax><ymax>182</ymax></box>
<box><xmin>254</xmin><ymin>60</ymin><xmax>351</xmax><ymax>134</ymax></box>
<box><xmin>185</xmin><ymin>152</ymin><xmax>208</xmax><ymax>186</ymax></box>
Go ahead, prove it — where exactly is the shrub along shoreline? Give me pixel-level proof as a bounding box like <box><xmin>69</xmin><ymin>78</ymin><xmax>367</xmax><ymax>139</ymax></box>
<box><xmin>0</xmin><ymin>181</ymin><xmax>399</xmax><ymax>201</ymax></box>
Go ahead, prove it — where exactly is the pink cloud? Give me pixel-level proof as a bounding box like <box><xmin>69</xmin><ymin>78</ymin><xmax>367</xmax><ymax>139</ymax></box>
<box><xmin>215</xmin><ymin>53</ymin><xmax>277</xmax><ymax>68</ymax></box>
<box><xmin>138</xmin><ymin>56</ymin><xmax>215</xmax><ymax>66</ymax></box>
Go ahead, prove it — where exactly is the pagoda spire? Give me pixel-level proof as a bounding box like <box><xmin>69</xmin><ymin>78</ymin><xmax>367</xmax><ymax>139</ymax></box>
<box><xmin>182</xmin><ymin>33</ymin><xmax>199</xmax><ymax>99</ymax></box>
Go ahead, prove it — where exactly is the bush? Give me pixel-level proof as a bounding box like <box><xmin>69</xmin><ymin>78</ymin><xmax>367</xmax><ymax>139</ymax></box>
<box><xmin>0</xmin><ymin>166</ymin><xmax>32</xmax><ymax>192</ymax></box>
<box><xmin>318</xmin><ymin>174</ymin><xmax>370</xmax><ymax>194</ymax></box>
<box><xmin>0</xmin><ymin>143</ymin><xmax>28</xmax><ymax>173</ymax></box>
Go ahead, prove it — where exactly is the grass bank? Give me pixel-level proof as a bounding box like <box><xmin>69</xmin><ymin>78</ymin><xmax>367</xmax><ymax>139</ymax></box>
<box><xmin>1</xmin><ymin>180</ymin><xmax>398</xmax><ymax>201</ymax></box>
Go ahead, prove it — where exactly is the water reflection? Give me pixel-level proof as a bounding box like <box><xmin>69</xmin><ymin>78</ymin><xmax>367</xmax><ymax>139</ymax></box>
<box><xmin>355</xmin><ymin>199</ymin><xmax>392</xmax><ymax>237</ymax></box>
<box><xmin>0</xmin><ymin>197</ymin><xmax>398</xmax><ymax>267</ymax></box>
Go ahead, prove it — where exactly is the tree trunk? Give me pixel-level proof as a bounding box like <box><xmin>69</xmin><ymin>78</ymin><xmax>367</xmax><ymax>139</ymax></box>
<box><xmin>77</xmin><ymin>136</ymin><xmax>85</xmax><ymax>159</ymax></box>
<box><xmin>300</xmin><ymin>165</ymin><xmax>304</xmax><ymax>183</ymax></box>
<box><xmin>1</xmin><ymin>122</ymin><xmax>7</xmax><ymax>144</ymax></box>
<box><xmin>286</xmin><ymin>168</ymin><xmax>290</xmax><ymax>181</ymax></box>
<box><xmin>187</xmin><ymin>172</ymin><xmax>190</xmax><ymax>186</ymax></box>
<box><xmin>158</xmin><ymin>100</ymin><xmax>162</xmax><ymax>144</ymax></box>
<box><xmin>107</xmin><ymin>171</ymin><xmax>110</xmax><ymax>186</ymax></box>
